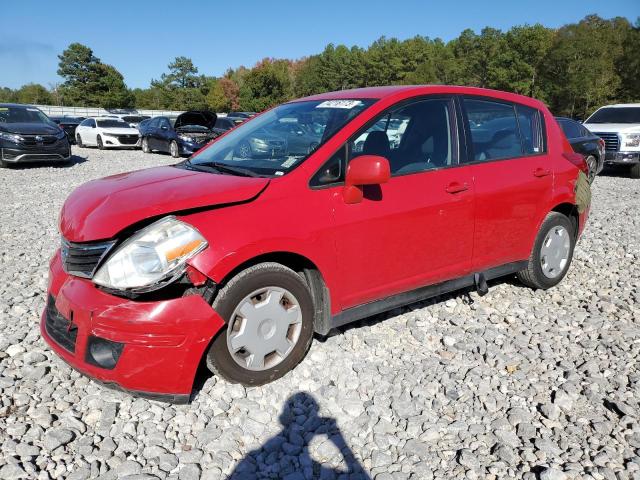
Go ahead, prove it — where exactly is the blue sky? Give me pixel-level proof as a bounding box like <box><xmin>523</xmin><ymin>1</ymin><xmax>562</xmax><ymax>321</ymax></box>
<box><xmin>1</xmin><ymin>0</ymin><xmax>637</xmax><ymax>89</ymax></box>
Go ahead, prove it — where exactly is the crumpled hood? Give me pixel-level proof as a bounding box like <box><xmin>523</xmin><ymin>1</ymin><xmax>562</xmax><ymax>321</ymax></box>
<box><xmin>584</xmin><ymin>123</ymin><xmax>640</xmax><ymax>134</ymax></box>
<box><xmin>60</xmin><ymin>166</ymin><xmax>269</xmax><ymax>242</ymax></box>
<box><xmin>0</xmin><ymin>122</ymin><xmax>61</xmax><ymax>135</ymax></box>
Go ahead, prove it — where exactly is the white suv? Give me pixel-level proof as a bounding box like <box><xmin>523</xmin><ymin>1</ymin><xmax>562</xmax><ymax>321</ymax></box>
<box><xmin>584</xmin><ymin>104</ymin><xmax>640</xmax><ymax>178</ymax></box>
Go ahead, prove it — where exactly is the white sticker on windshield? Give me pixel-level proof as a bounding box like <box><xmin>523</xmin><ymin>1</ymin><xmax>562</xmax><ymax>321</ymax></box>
<box><xmin>316</xmin><ymin>100</ymin><xmax>363</xmax><ymax>109</ymax></box>
<box><xmin>281</xmin><ymin>157</ymin><xmax>299</xmax><ymax>168</ymax></box>
<box><xmin>274</xmin><ymin>171</ymin><xmax>285</xmax><ymax>176</ymax></box>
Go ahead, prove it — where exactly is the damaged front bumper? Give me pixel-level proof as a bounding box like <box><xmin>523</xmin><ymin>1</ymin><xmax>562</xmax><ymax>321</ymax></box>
<box><xmin>41</xmin><ymin>250</ymin><xmax>225</xmax><ymax>402</ymax></box>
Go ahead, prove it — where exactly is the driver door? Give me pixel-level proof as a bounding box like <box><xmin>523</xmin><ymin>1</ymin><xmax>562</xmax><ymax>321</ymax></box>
<box><xmin>324</xmin><ymin>97</ymin><xmax>475</xmax><ymax>309</ymax></box>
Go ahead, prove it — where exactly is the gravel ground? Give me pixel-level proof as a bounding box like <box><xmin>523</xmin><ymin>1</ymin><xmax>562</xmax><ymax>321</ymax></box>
<box><xmin>1</xmin><ymin>146</ymin><xmax>639</xmax><ymax>480</ymax></box>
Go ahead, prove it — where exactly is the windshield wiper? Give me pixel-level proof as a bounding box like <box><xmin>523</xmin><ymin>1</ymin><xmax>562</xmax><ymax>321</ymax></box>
<box><xmin>186</xmin><ymin>160</ymin><xmax>261</xmax><ymax>177</ymax></box>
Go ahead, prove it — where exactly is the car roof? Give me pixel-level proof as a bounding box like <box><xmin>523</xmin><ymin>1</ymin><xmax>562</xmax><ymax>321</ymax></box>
<box><xmin>0</xmin><ymin>103</ymin><xmax>39</xmax><ymax>108</ymax></box>
<box><xmin>294</xmin><ymin>85</ymin><xmax>547</xmax><ymax>109</ymax></box>
<box><xmin>594</xmin><ymin>103</ymin><xmax>640</xmax><ymax>108</ymax></box>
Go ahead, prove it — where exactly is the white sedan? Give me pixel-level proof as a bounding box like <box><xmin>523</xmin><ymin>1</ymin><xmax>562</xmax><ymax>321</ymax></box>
<box><xmin>75</xmin><ymin>117</ymin><xmax>140</xmax><ymax>149</ymax></box>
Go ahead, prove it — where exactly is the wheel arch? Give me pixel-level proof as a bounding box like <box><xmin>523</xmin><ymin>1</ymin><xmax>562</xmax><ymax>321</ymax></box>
<box><xmin>550</xmin><ymin>202</ymin><xmax>579</xmax><ymax>238</ymax></box>
<box><xmin>212</xmin><ymin>251</ymin><xmax>333</xmax><ymax>336</ymax></box>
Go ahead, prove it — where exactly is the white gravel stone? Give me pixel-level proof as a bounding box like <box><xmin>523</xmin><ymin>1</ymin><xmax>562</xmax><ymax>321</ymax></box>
<box><xmin>0</xmin><ymin>150</ymin><xmax>639</xmax><ymax>478</ymax></box>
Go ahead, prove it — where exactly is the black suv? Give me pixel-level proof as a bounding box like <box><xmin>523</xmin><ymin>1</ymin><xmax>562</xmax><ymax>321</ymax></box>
<box><xmin>0</xmin><ymin>104</ymin><xmax>71</xmax><ymax>167</ymax></box>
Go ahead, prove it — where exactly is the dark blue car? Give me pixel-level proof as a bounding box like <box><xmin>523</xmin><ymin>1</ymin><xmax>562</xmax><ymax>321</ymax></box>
<box><xmin>139</xmin><ymin>111</ymin><xmax>219</xmax><ymax>158</ymax></box>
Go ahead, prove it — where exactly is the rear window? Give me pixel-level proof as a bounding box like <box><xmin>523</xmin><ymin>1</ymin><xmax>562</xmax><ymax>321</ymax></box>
<box><xmin>558</xmin><ymin>119</ymin><xmax>582</xmax><ymax>139</ymax></box>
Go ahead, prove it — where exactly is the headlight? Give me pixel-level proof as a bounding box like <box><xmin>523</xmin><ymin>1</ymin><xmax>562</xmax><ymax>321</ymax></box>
<box><xmin>55</xmin><ymin>129</ymin><xmax>67</xmax><ymax>139</ymax></box>
<box><xmin>0</xmin><ymin>131</ymin><xmax>24</xmax><ymax>143</ymax></box>
<box><xmin>624</xmin><ymin>134</ymin><xmax>640</xmax><ymax>148</ymax></box>
<box><xmin>93</xmin><ymin>216</ymin><xmax>207</xmax><ymax>292</ymax></box>
<box><xmin>102</xmin><ymin>132</ymin><xmax>118</xmax><ymax>137</ymax></box>
<box><xmin>178</xmin><ymin>134</ymin><xmax>195</xmax><ymax>143</ymax></box>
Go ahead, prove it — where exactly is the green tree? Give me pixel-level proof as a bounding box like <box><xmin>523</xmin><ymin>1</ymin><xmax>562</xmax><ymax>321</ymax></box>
<box><xmin>239</xmin><ymin>59</ymin><xmax>292</xmax><ymax>111</ymax></box>
<box><xmin>0</xmin><ymin>87</ymin><xmax>17</xmax><ymax>103</ymax></box>
<box><xmin>57</xmin><ymin>43</ymin><xmax>132</xmax><ymax>108</ymax></box>
<box><xmin>15</xmin><ymin>83</ymin><xmax>54</xmax><ymax>105</ymax></box>
<box><xmin>158</xmin><ymin>56</ymin><xmax>202</xmax><ymax>89</ymax></box>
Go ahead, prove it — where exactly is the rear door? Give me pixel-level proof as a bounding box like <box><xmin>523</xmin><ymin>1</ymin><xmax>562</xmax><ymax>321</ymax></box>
<box><xmin>325</xmin><ymin>96</ymin><xmax>475</xmax><ymax>309</ymax></box>
<box><xmin>460</xmin><ymin>97</ymin><xmax>551</xmax><ymax>271</ymax></box>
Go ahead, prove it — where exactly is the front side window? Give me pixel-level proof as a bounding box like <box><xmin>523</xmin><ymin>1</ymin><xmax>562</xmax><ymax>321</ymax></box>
<box><xmin>351</xmin><ymin>98</ymin><xmax>456</xmax><ymax>176</ymax></box>
<box><xmin>187</xmin><ymin>99</ymin><xmax>375</xmax><ymax>177</ymax></box>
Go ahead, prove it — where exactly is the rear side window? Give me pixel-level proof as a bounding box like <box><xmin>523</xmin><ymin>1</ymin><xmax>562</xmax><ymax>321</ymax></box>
<box><xmin>516</xmin><ymin>105</ymin><xmax>544</xmax><ymax>154</ymax></box>
<box><xmin>463</xmin><ymin>98</ymin><xmax>544</xmax><ymax>161</ymax></box>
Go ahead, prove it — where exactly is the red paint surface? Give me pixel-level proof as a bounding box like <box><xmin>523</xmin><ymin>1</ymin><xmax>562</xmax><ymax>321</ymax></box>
<box><xmin>45</xmin><ymin>85</ymin><xmax>589</xmax><ymax>396</ymax></box>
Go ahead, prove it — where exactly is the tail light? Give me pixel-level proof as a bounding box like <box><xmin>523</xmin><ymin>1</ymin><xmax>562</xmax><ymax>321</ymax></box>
<box><xmin>598</xmin><ymin>138</ymin><xmax>605</xmax><ymax>152</ymax></box>
<box><xmin>563</xmin><ymin>152</ymin><xmax>589</xmax><ymax>175</ymax></box>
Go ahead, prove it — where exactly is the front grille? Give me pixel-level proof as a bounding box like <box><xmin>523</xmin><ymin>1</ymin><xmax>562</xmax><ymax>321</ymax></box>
<box><xmin>118</xmin><ymin>135</ymin><xmax>139</xmax><ymax>145</ymax></box>
<box><xmin>45</xmin><ymin>294</ymin><xmax>77</xmax><ymax>353</ymax></box>
<box><xmin>21</xmin><ymin>135</ymin><xmax>58</xmax><ymax>146</ymax></box>
<box><xmin>61</xmin><ymin>238</ymin><xmax>116</xmax><ymax>279</ymax></box>
<box><xmin>593</xmin><ymin>132</ymin><xmax>619</xmax><ymax>152</ymax></box>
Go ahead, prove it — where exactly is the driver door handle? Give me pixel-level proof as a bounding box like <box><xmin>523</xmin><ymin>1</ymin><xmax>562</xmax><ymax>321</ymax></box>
<box><xmin>445</xmin><ymin>182</ymin><xmax>469</xmax><ymax>194</ymax></box>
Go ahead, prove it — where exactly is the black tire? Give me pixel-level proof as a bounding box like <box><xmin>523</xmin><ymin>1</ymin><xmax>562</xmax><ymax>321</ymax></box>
<box><xmin>142</xmin><ymin>137</ymin><xmax>150</xmax><ymax>154</ymax></box>
<box><xmin>206</xmin><ymin>262</ymin><xmax>315</xmax><ymax>386</ymax></box>
<box><xmin>0</xmin><ymin>159</ymin><xmax>8</xmax><ymax>168</ymax></box>
<box><xmin>169</xmin><ymin>140</ymin><xmax>180</xmax><ymax>158</ymax></box>
<box><xmin>76</xmin><ymin>134</ymin><xmax>84</xmax><ymax>148</ymax></box>
<box><xmin>517</xmin><ymin>212</ymin><xmax>575</xmax><ymax>290</ymax></box>
<box><xmin>630</xmin><ymin>163</ymin><xmax>640</xmax><ymax>179</ymax></box>
<box><xmin>97</xmin><ymin>135</ymin><xmax>104</xmax><ymax>150</ymax></box>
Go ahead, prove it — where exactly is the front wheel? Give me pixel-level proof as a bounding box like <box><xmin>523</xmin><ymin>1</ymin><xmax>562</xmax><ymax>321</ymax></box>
<box><xmin>517</xmin><ymin>212</ymin><xmax>575</xmax><ymax>290</ymax></box>
<box><xmin>96</xmin><ymin>135</ymin><xmax>104</xmax><ymax>150</ymax></box>
<box><xmin>206</xmin><ymin>262</ymin><xmax>315</xmax><ymax>386</ymax></box>
<box><xmin>76</xmin><ymin>134</ymin><xmax>84</xmax><ymax>148</ymax></box>
<box><xmin>142</xmin><ymin>137</ymin><xmax>150</xmax><ymax>153</ymax></box>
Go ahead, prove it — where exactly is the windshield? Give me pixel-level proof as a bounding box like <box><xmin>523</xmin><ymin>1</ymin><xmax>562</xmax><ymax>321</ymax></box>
<box><xmin>586</xmin><ymin>107</ymin><xmax>640</xmax><ymax>124</ymax></box>
<box><xmin>122</xmin><ymin>115</ymin><xmax>149</xmax><ymax>123</ymax></box>
<box><xmin>0</xmin><ymin>106</ymin><xmax>52</xmax><ymax>124</ymax></box>
<box><xmin>97</xmin><ymin>119</ymin><xmax>131</xmax><ymax>128</ymax></box>
<box><xmin>187</xmin><ymin>99</ymin><xmax>375</xmax><ymax>176</ymax></box>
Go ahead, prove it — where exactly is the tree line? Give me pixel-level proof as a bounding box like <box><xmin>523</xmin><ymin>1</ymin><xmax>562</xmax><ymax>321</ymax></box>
<box><xmin>1</xmin><ymin>15</ymin><xmax>638</xmax><ymax>119</ymax></box>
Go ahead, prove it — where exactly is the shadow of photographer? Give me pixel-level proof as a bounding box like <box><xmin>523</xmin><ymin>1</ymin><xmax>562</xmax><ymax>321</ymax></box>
<box><xmin>229</xmin><ymin>392</ymin><xmax>370</xmax><ymax>479</ymax></box>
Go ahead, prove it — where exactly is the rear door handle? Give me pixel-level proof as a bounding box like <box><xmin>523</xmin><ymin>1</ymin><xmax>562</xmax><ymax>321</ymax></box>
<box><xmin>533</xmin><ymin>167</ymin><xmax>551</xmax><ymax>178</ymax></box>
<box><xmin>445</xmin><ymin>182</ymin><xmax>469</xmax><ymax>194</ymax></box>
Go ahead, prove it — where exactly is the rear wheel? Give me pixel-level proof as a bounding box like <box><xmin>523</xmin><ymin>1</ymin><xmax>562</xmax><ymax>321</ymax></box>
<box><xmin>517</xmin><ymin>212</ymin><xmax>575</xmax><ymax>290</ymax></box>
<box><xmin>206</xmin><ymin>262</ymin><xmax>315</xmax><ymax>386</ymax></box>
<box><xmin>169</xmin><ymin>140</ymin><xmax>180</xmax><ymax>158</ymax></box>
<box><xmin>630</xmin><ymin>163</ymin><xmax>640</xmax><ymax>179</ymax></box>
<box><xmin>76</xmin><ymin>134</ymin><xmax>84</xmax><ymax>148</ymax></box>
<box><xmin>142</xmin><ymin>137</ymin><xmax>150</xmax><ymax>153</ymax></box>
<box><xmin>97</xmin><ymin>135</ymin><xmax>104</xmax><ymax>150</ymax></box>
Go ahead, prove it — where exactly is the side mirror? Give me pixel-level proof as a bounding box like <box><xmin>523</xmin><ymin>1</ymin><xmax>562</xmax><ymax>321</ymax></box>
<box><xmin>343</xmin><ymin>155</ymin><xmax>390</xmax><ymax>204</ymax></box>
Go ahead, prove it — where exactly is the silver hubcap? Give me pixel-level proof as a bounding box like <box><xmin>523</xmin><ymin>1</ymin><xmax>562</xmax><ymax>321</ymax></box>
<box><xmin>540</xmin><ymin>226</ymin><xmax>571</xmax><ymax>278</ymax></box>
<box><xmin>171</xmin><ymin>142</ymin><xmax>177</xmax><ymax>156</ymax></box>
<box><xmin>143</xmin><ymin>139</ymin><xmax>148</xmax><ymax>152</ymax></box>
<box><xmin>586</xmin><ymin>156</ymin><xmax>596</xmax><ymax>182</ymax></box>
<box><xmin>227</xmin><ymin>287</ymin><xmax>302</xmax><ymax>371</ymax></box>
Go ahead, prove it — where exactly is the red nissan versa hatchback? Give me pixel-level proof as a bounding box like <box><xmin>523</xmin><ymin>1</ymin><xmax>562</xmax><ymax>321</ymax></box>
<box><xmin>42</xmin><ymin>86</ymin><xmax>591</xmax><ymax>402</ymax></box>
